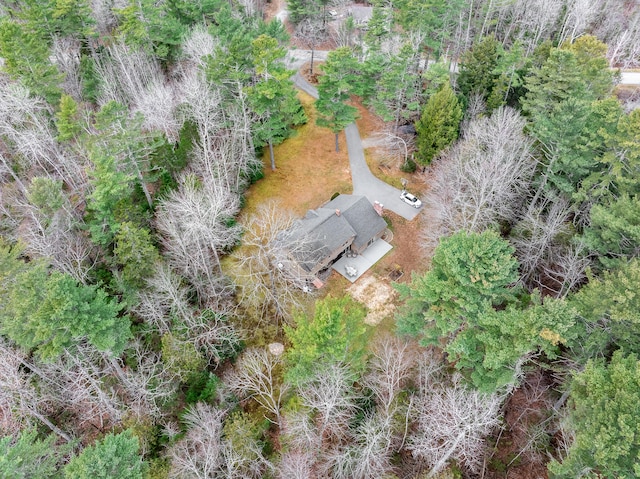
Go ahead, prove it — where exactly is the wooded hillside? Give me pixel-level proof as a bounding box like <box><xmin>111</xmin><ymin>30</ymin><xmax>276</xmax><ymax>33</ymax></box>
<box><xmin>1</xmin><ymin>0</ymin><xmax>639</xmax><ymax>477</ymax></box>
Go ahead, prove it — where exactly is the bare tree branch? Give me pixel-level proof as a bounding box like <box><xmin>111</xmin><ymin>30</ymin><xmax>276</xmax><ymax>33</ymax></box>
<box><xmin>276</xmin><ymin>451</ymin><xmax>315</xmax><ymax>479</ymax></box>
<box><xmin>155</xmin><ymin>173</ymin><xmax>241</xmax><ymax>302</ymax></box>
<box><xmin>423</xmin><ymin>106</ymin><xmax>536</xmax><ymax>248</ymax></box>
<box><xmin>225</xmin><ymin>348</ymin><xmax>289</xmax><ymax>425</ymax></box>
<box><xmin>408</xmin><ymin>373</ymin><xmax>503</xmax><ymax>476</ymax></box>
<box><xmin>0</xmin><ymin>340</ymin><xmax>73</xmax><ymax>441</ymax></box>
<box><xmin>229</xmin><ymin>201</ymin><xmax>315</xmax><ymax>324</ymax></box>
<box><xmin>363</xmin><ymin>336</ymin><xmax>418</xmax><ymax>418</ymax></box>
<box><xmin>297</xmin><ymin>363</ymin><xmax>359</xmax><ymax>445</ymax></box>
<box><xmin>168</xmin><ymin>403</ymin><xmax>226</xmax><ymax>479</ymax></box>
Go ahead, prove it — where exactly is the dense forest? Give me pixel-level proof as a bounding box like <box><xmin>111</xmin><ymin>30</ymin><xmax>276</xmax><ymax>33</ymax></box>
<box><xmin>1</xmin><ymin>0</ymin><xmax>640</xmax><ymax>477</ymax></box>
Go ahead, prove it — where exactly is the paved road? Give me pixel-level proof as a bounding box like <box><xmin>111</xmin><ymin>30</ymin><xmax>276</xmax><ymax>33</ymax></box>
<box><xmin>291</xmin><ymin>71</ymin><xmax>318</xmax><ymax>98</ymax></box>
<box><xmin>291</xmin><ymin>67</ymin><xmax>422</xmax><ymax>221</ymax></box>
<box><xmin>286</xmin><ymin>49</ymin><xmax>329</xmax><ymax>70</ymax></box>
<box><xmin>344</xmin><ymin>123</ymin><xmax>422</xmax><ymax>220</ymax></box>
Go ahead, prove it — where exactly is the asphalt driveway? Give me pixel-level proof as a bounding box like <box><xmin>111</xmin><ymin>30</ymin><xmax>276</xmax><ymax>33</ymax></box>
<box><xmin>291</xmin><ymin>68</ymin><xmax>422</xmax><ymax>221</ymax></box>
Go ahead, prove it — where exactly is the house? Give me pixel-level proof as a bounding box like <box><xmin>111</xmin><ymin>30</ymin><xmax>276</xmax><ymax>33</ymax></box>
<box><xmin>276</xmin><ymin>195</ymin><xmax>387</xmax><ymax>285</ymax></box>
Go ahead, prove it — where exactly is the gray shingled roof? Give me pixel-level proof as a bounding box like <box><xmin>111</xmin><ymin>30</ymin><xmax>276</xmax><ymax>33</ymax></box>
<box><xmin>325</xmin><ymin>195</ymin><xmax>387</xmax><ymax>251</ymax></box>
<box><xmin>286</xmin><ymin>208</ymin><xmax>356</xmax><ymax>273</ymax></box>
<box><xmin>281</xmin><ymin>195</ymin><xmax>387</xmax><ymax>273</ymax></box>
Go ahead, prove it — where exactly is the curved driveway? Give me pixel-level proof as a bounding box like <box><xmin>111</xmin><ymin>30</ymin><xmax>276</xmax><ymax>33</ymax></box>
<box><xmin>290</xmin><ymin>62</ymin><xmax>422</xmax><ymax>221</ymax></box>
<box><xmin>288</xmin><ymin>49</ymin><xmax>640</xmax><ymax>221</ymax></box>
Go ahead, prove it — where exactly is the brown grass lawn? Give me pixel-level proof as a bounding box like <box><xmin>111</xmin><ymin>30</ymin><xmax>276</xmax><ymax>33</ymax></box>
<box><xmin>241</xmin><ymin>88</ymin><xmax>429</xmax><ymax>293</ymax></box>
<box><xmin>242</xmin><ymin>90</ymin><xmax>429</xmax><ymax>284</ymax></box>
<box><xmin>242</xmin><ymin>91</ymin><xmax>353</xmax><ymax>216</ymax></box>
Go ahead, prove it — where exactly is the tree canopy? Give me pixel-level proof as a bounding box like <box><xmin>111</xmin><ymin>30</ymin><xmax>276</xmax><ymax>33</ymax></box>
<box><xmin>415</xmin><ymin>83</ymin><xmax>463</xmax><ymax>166</ymax></box>
<box><xmin>285</xmin><ymin>295</ymin><xmax>368</xmax><ymax>383</ymax></box>
<box><xmin>0</xmin><ymin>242</ymin><xmax>131</xmax><ymax>360</ymax></box>
<box><xmin>64</xmin><ymin>430</ymin><xmax>147</xmax><ymax>479</ymax></box>
<box><xmin>549</xmin><ymin>351</ymin><xmax>640</xmax><ymax>478</ymax></box>
<box><xmin>0</xmin><ymin>429</ymin><xmax>68</xmax><ymax>479</ymax></box>
<box><xmin>316</xmin><ymin>47</ymin><xmax>359</xmax><ymax>152</ymax></box>
<box><xmin>1</xmin><ymin>0</ymin><xmax>640</xmax><ymax>476</ymax></box>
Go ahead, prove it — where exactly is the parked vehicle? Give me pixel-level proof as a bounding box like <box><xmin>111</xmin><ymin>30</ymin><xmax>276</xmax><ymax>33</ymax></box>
<box><xmin>400</xmin><ymin>191</ymin><xmax>422</xmax><ymax>208</ymax></box>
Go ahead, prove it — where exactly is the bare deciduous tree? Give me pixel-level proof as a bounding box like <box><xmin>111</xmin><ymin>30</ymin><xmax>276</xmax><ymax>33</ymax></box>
<box><xmin>0</xmin><ymin>150</ymin><xmax>27</xmax><ymax>196</ymax></box>
<box><xmin>93</xmin><ymin>42</ymin><xmax>183</xmax><ymax>141</ymax></box>
<box><xmin>179</xmin><ymin>70</ymin><xmax>223</xmax><ymax>138</ymax></box>
<box><xmin>133</xmin><ymin>263</ymin><xmax>192</xmax><ymax>334</ymax></box>
<box><xmin>52</xmin><ymin>36</ymin><xmax>83</xmax><ymax>99</ymax></box>
<box><xmin>225</xmin><ymin>348</ymin><xmax>289</xmax><ymax>425</ymax></box>
<box><xmin>94</xmin><ymin>42</ymin><xmax>161</xmax><ymax>107</ymax></box>
<box><xmin>168</xmin><ymin>403</ymin><xmax>226</xmax><ymax>478</ymax></box>
<box><xmin>176</xmin><ymin>309</ymin><xmax>241</xmax><ymax>368</ymax></box>
<box><xmin>512</xmin><ymin>197</ymin><xmax>572</xmax><ymax>286</ymax></box>
<box><xmin>236</xmin><ymin>0</ymin><xmax>265</xmax><ymax>18</ymax></box>
<box><xmin>0</xmin><ymin>79</ymin><xmax>85</xmax><ymax>192</ymax></box>
<box><xmin>155</xmin><ymin>173</ymin><xmax>242</xmax><ymax>301</ymax></box>
<box><xmin>0</xmin><ymin>340</ymin><xmax>72</xmax><ymax>441</ymax></box>
<box><xmin>178</xmin><ymin>61</ymin><xmax>259</xmax><ymax>192</ymax></box>
<box><xmin>295</xmin><ymin>18</ymin><xmax>328</xmax><ymax>76</ymax></box>
<box><xmin>424</xmin><ymin>106</ymin><xmax>536</xmax><ymax>247</ymax></box>
<box><xmin>498</xmin><ymin>0</ymin><xmax>564</xmax><ymax>55</ymax></box>
<box><xmin>297</xmin><ymin>363</ymin><xmax>359</xmax><ymax>444</ymax></box>
<box><xmin>511</xmin><ymin>196</ymin><xmax>589</xmax><ymax>296</ymax></box>
<box><xmin>331</xmin><ymin>413</ymin><xmax>395</xmax><ymax>479</ymax></box>
<box><xmin>229</xmin><ymin>201</ymin><xmax>315</xmax><ymax>324</ymax></box>
<box><xmin>169</xmin><ymin>402</ymin><xmax>272</xmax><ymax>478</ymax></box>
<box><xmin>331</xmin><ymin>16</ymin><xmax>357</xmax><ymax>48</ymax></box>
<box><xmin>280</xmin><ymin>411</ymin><xmax>322</xmax><ymax>455</ymax></box>
<box><xmin>0</xmin><ymin>182</ymin><xmax>23</xmax><ymax>242</ymax></box>
<box><xmin>276</xmin><ymin>451</ymin><xmax>315</xmax><ymax>479</ymax></box>
<box><xmin>219</xmin><ymin>413</ymin><xmax>273</xmax><ymax>479</ymax></box>
<box><xmin>0</xmin><ymin>341</ymin><xmax>32</xmax><ymax>435</ymax></box>
<box><xmin>136</xmin><ymin>80</ymin><xmax>182</xmax><ymax>142</ymax></box>
<box><xmin>66</xmin><ymin>340</ymin><xmax>176</xmax><ymax>428</ymax></box>
<box><xmin>134</xmin><ymin>266</ymin><xmax>240</xmax><ymax>367</ymax></box>
<box><xmin>370</xmin><ymin>129</ymin><xmax>414</xmax><ymax>170</ymax></box>
<box><xmin>408</xmin><ymin>372</ymin><xmax>503</xmax><ymax>477</ymax></box>
<box><xmin>20</xmin><ymin>206</ymin><xmax>98</xmax><ymax>284</ymax></box>
<box><xmin>608</xmin><ymin>16</ymin><xmax>640</xmax><ymax>68</ymax></box>
<box><xmin>39</xmin><ymin>345</ymin><xmax>124</xmax><ymax>434</ymax></box>
<box><xmin>500</xmin><ymin>371</ymin><xmax>556</xmax><ymax>468</ymax></box>
<box><xmin>278</xmin><ymin>364</ymin><xmax>362</xmax><ymax>478</ymax></box>
<box><xmin>89</xmin><ymin>0</ymin><xmax>121</xmax><ymax>35</ymax></box>
<box><xmin>182</xmin><ymin>26</ymin><xmax>218</xmax><ymax>69</ymax></box>
<box><xmin>112</xmin><ymin>341</ymin><xmax>177</xmax><ymax>421</ymax></box>
<box><xmin>540</xmin><ymin>241</ymin><xmax>590</xmax><ymax>298</ymax></box>
<box><xmin>363</xmin><ymin>336</ymin><xmax>418</xmax><ymax>417</ymax></box>
<box><xmin>559</xmin><ymin>0</ymin><xmax>601</xmax><ymax>44</ymax></box>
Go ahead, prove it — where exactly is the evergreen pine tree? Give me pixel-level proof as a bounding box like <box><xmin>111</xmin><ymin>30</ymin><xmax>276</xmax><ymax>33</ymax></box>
<box><xmin>415</xmin><ymin>83</ymin><xmax>463</xmax><ymax>167</ymax></box>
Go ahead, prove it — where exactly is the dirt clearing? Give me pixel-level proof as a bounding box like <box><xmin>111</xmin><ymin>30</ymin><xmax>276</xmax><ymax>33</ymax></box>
<box><xmin>347</xmin><ymin>275</ymin><xmax>398</xmax><ymax>325</ymax></box>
